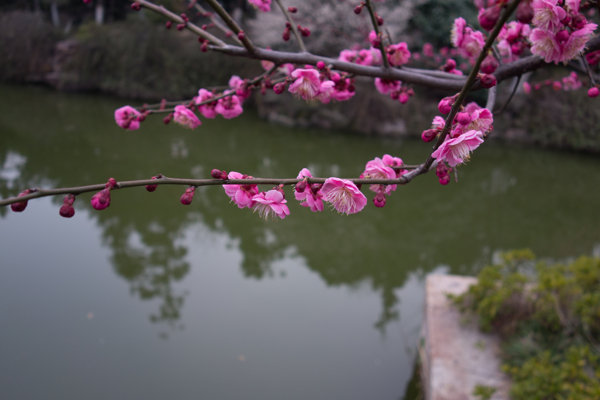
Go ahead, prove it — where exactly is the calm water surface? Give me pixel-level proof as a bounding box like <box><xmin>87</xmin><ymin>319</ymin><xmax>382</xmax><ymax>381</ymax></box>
<box><xmin>1</xmin><ymin>84</ymin><xmax>600</xmax><ymax>399</ymax></box>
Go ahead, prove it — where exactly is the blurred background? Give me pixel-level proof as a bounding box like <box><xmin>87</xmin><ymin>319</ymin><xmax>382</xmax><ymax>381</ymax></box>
<box><xmin>1</xmin><ymin>1</ymin><xmax>600</xmax><ymax>399</ymax></box>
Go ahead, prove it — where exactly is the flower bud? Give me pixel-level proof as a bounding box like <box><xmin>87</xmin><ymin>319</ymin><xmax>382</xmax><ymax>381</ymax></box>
<box><xmin>59</xmin><ymin>204</ymin><xmax>75</xmax><ymax>218</ymax></box>
<box><xmin>131</xmin><ymin>2</ymin><xmax>141</xmax><ymax>11</ymax></box>
<box><xmin>316</xmin><ymin>61</ymin><xmax>326</xmax><ymax>70</ymax></box>
<box><xmin>478</xmin><ymin>6</ymin><xmax>500</xmax><ymax>31</ymax></box>
<box><xmin>165</xmin><ymin>21</ymin><xmax>172</xmax><ymax>29</ymax></box>
<box><xmin>180</xmin><ymin>187</ymin><xmax>195</xmax><ymax>205</ymax></box>
<box><xmin>438</xmin><ymin>96</ymin><xmax>454</xmax><ymax>114</ymax></box>
<box><xmin>457</xmin><ymin>111</ymin><xmax>471</xmax><ymax>125</ymax></box>
<box><xmin>436</xmin><ymin>162</ymin><xmax>449</xmax><ymax>178</ymax></box>
<box><xmin>295</xmin><ymin>180</ymin><xmax>307</xmax><ymax>193</ymax></box>
<box><xmin>516</xmin><ymin>1</ymin><xmax>534</xmax><ymax>24</ymax></box>
<box><xmin>211</xmin><ymin>169</ymin><xmax>222</xmax><ymax>179</ymax></box>
<box><xmin>399</xmin><ymin>92</ymin><xmax>409</xmax><ymax>104</ymax></box>
<box><xmin>480</xmin><ymin>74</ymin><xmax>497</xmax><ymax>88</ymax></box>
<box><xmin>200</xmin><ymin>42</ymin><xmax>208</xmax><ymax>52</ymax></box>
<box><xmin>10</xmin><ymin>189</ymin><xmax>31</xmax><ymax>213</ymax></box>
<box><xmin>180</xmin><ymin>13</ymin><xmax>189</xmax><ymax>22</ymax></box>
<box><xmin>288</xmin><ymin>6</ymin><xmax>297</xmax><ymax>13</ymax></box>
<box><xmin>439</xmin><ymin>175</ymin><xmax>450</xmax><ymax>185</ymax></box>
<box><xmin>572</xmin><ymin>14</ymin><xmax>587</xmax><ymax>30</ymax></box>
<box><xmin>91</xmin><ymin>189</ymin><xmax>111</xmax><ymax>210</ymax></box>
<box><xmin>421</xmin><ymin>129</ymin><xmax>438</xmax><ymax>142</ymax></box>
<box><xmin>552</xmin><ymin>81</ymin><xmax>562</xmax><ymax>91</ymax></box>
<box><xmin>588</xmin><ymin>87</ymin><xmax>600</xmax><ymax>98</ymax></box>
<box><xmin>300</xmin><ymin>26</ymin><xmax>311</xmax><ymax>37</ymax></box>
<box><xmin>331</xmin><ymin>73</ymin><xmax>341</xmax><ymax>83</ymax></box>
<box><xmin>176</xmin><ymin>23</ymin><xmax>185</xmax><ymax>31</ymax></box>
<box><xmin>146</xmin><ymin>176</ymin><xmax>159</xmax><ymax>192</ymax></box>
<box><xmin>354</xmin><ymin>4</ymin><xmax>363</xmax><ymax>14</ymax></box>
<box><xmin>375</xmin><ymin>14</ymin><xmax>383</xmax><ymax>26</ymax></box>
<box><xmin>273</xmin><ymin>82</ymin><xmax>286</xmax><ymax>94</ymax></box>
<box><xmin>555</xmin><ymin>29</ymin><xmax>569</xmax><ymax>44</ymax></box>
<box><xmin>480</xmin><ymin>53</ymin><xmax>499</xmax><ymax>74</ymax></box>
<box><xmin>443</xmin><ymin>58</ymin><xmax>457</xmax><ymax>72</ymax></box>
<box><xmin>237</xmin><ymin>30</ymin><xmax>245</xmax><ymax>40</ymax></box>
<box><xmin>373</xmin><ymin>192</ymin><xmax>386</xmax><ymax>208</ymax></box>
<box><xmin>282</xmin><ymin>28</ymin><xmax>291</xmax><ymax>41</ymax></box>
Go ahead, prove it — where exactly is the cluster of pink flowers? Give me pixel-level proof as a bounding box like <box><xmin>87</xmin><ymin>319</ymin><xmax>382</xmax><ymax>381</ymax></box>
<box><xmin>248</xmin><ymin>0</ymin><xmax>271</xmax><ymax>13</ymax></box>
<box><xmin>373</xmin><ymin>78</ymin><xmax>415</xmax><ymax>104</ymax></box>
<box><xmin>496</xmin><ymin>21</ymin><xmax>532</xmax><ymax>62</ymax></box>
<box><xmin>452</xmin><ymin>17</ymin><xmax>486</xmax><ymax>60</ymax></box>
<box><xmin>287</xmin><ymin>67</ymin><xmax>356</xmax><ymax>103</ymax></box>
<box><xmin>114</xmin><ymin>106</ymin><xmax>144</xmax><ymax>131</ymax></box>
<box><xmin>425</xmin><ymin>101</ymin><xmax>491</xmax><ymax>172</ymax></box>
<box><xmin>338</xmin><ymin>31</ymin><xmax>411</xmax><ymax>68</ymax></box>
<box><xmin>524</xmin><ymin>71</ymin><xmax>583</xmax><ymax>93</ymax></box>
<box><xmin>361</xmin><ymin>155</ymin><xmax>406</xmax><ymax>207</ymax></box>
<box><xmin>529</xmin><ymin>0</ymin><xmax>597</xmax><ymax>64</ymax></box>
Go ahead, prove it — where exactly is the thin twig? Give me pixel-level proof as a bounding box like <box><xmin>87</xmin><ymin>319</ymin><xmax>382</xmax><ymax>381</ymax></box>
<box><xmin>583</xmin><ymin>56</ymin><xmax>597</xmax><ymax>86</ymax></box>
<box><xmin>274</xmin><ymin>0</ymin><xmax>307</xmax><ymax>53</ymax></box>
<box><xmin>192</xmin><ymin>1</ymin><xmax>243</xmax><ymax>46</ymax></box>
<box><xmin>364</xmin><ymin>0</ymin><xmax>390</xmax><ymax>69</ymax></box>
<box><xmin>203</xmin><ymin>0</ymin><xmax>255</xmax><ymax>53</ymax></box>
<box><xmin>494</xmin><ymin>74</ymin><xmax>521</xmax><ymax>114</ymax></box>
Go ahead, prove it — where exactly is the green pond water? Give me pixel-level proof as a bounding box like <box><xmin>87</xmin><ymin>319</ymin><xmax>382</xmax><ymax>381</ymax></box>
<box><xmin>1</xmin><ymin>83</ymin><xmax>600</xmax><ymax>399</ymax></box>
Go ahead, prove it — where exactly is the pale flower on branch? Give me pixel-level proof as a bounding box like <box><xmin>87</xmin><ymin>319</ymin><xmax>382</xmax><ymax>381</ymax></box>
<box><xmin>531</xmin><ymin>0</ymin><xmax>566</xmax><ymax>32</ymax></box>
<box><xmin>321</xmin><ymin>178</ymin><xmax>367</xmax><ymax>215</ymax></box>
<box><xmin>363</xmin><ymin>157</ymin><xmax>397</xmax><ymax>195</ymax></box>
<box><xmin>114</xmin><ymin>106</ymin><xmax>141</xmax><ymax>130</ymax></box>
<box><xmin>431</xmin><ymin>130</ymin><xmax>485</xmax><ymax>167</ymax></box>
<box><xmin>294</xmin><ymin>168</ymin><xmax>324</xmax><ymax>212</ymax></box>
<box><xmin>173</xmin><ymin>105</ymin><xmax>201</xmax><ymax>129</ymax></box>
<box><xmin>195</xmin><ymin>89</ymin><xmax>217</xmax><ymax>119</ymax></box>
<box><xmin>252</xmin><ymin>190</ymin><xmax>290</xmax><ymax>220</ymax></box>
<box><xmin>215</xmin><ymin>94</ymin><xmax>244</xmax><ymax>119</ymax></box>
<box><xmin>223</xmin><ymin>171</ymin><xmax>259</xmax><ymax>209</ymax></box>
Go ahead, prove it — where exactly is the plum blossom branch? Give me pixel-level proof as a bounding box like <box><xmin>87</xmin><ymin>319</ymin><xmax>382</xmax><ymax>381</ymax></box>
<box><xmin>423</xmin><ymin>0</ymin><xmax>523</xmax><ymax>171</ymax></box>
<box><xmin>136</xmin><ymin>0</ymin><xmax>226</xmax><ymax>46</ymax></box>
<box><xmin>190</xmin><ymin>1</ymin><xmax>243</xmax><ymax>46</ymax></box>
<box><xmin>364</xmin><ymin>0</ymin><xmax>390</xmax><ymax>69</ymax></box>
<box><xmin>203</xmin><ymin>0</ymin><xmax>255</xmax><ymax>53</ymax></box>
<box><xmin>273</xmin><ymin>0</ymin><xmax>307</xmax><ymax>53</ymax></box>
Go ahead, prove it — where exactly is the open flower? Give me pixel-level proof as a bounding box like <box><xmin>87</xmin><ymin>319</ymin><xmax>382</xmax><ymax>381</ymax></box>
<box><xmin>321</xmin><ymin>178</ymin><xmax>367</xmax><ymax>215</ymax></box>
<box><xmin>215</xmin><ymin>94</ymin><xmax>244</xmax><ymax>119</ymax></box>
<box><xmin>173</xmin><ymin>105</ymin><xmax>201</xmax><ymax>129</ymax></box>
<box><xmin>453</xmin><ymin>102</ymin><xmax>493</xmax><ymax>136</ymax></box>
<box><xmin>223</xmin><ymin>171</ymin><xmax>258</xmax><ymax>209</ymax></box>
<box><xmin>252</xmin><ymin>190</ymin><xmax>290</xmax><ymax>220</ymax></box>
<box><xmin>451</xmin><ymin>18</ymin><xmax>485</xmax><ymax>59</ymax></box>
<box><xmin>374</xmin><ymin>78</ymin><xmax>401</xmax><ymax>95</ymax></box>
<box><xmin>382</xmin><ymin>154</ymin><xmax>406</xmax><ymax>178</ymax></box>
<box><xmin>531</xmin><ymin>0</ymin><xmax>566</xmax><ymax>32</ymax></box>
<box><xmin>295</xmin><ymin>168</ymin><xmax>324</xmax><ymax>212</ymax></box>
<box><xmin>387</xmin><ymin>42</ymin><xmax>411</xmax><ymax>66</ymax></box>
<box><xmin>114</xmin><ymin>106</ymin><xmax>141</xmax><ymax>130</ymax></box>
<box><xmin>431</xmin><ymin>130</ymin><xmax>484</xmax><ymax>167</ymax></box>
<box><xmin>248</xmin><ymin>0</ymin><xmax>271</xmax><ymax>12</ymax></box>
<box><xmin>363</xmin><ymin>157</ymin><xmax>397</xmax><ymax>194</ymax></box>
<box><xmin>288</xmin><ymin>69</ymin><xmax>322</xmax><ymax>100</ymax></box>
<box><xmin>195</xmin><ymin>88</ymin><xmax>217</xmax><ymax>119</ymax></box>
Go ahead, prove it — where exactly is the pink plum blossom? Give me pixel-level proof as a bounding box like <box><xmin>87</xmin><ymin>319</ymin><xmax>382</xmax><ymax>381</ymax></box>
<box><xmin>321</xmin><ymin>178</ymin><xmax>367</xmax><ymax>215</ymax></box>
<box><xmin>223</xmin><ymin>171</ymin><xmax>258</xmax><ymax>209</ymax></box>
<box><xmin>356</xmin><ymin>49</ymin><xmax>374</xmax><ymax>66</ymax></box>
<box><xmin>382</xmin><ymin>154</ymin><xmax>406</xmax><ymax>178</ymax></box>
<box><xmin>280</xmin><ymin>63</ymin><xmax>295</xmax><ymax>75</ymax></box>
<box><xmin>374</xmin><ymin>78</ymin><xmax>401</xmax><ymax>95</ymax></box>
<box><xmin>114</xmin><ymin>106</ymin><xmax>141</xmax><ymax>130</ymax></box>
<box><xmin>252</xmin><ymin>190</ymin><xmax>290</xmax><ymax>220</ymax></box>
<box><xmin>364</xmin><ymin>157</ymin><xmax>397</xmax><ymax>194</ymax></box>
<box><xmin>215</xmin><ymin>94</ymin><xmax>244</xmax><ymax>119</ymax></box>
<box><xmin>431</xmin><ymin>130</ymin><xmax>484</xmax><ymax>167</ymax></box>
<box><xmin>561</xmin><ymin>23</ymin><xmax>597</xmax><ymax>62</ymax></box>
<box><xmin>229</xmin><ymin>75</ymin><xmax>251</xmax><ymax>100</ymax></box>
<box><xmin>173</xmin><ymin>105</ymin><xmax>201</xmax><ymax>129</ymax></box>
<box><xmin>338</xmin><ymin>50</ymin><xmax>358</xmax><ymax>63</ymax></box>
<box><xmin>295</xmin><ymin>168</ymin><xmax>324</xmax><ymax>212</ymax></box>
<box><xmin>248</xmin><ymin>0</ymin><xmax>271</xmax><ymax>12</ymax></box>
<box><xmin>91</xmin><ymin>188</ymin><xmax>111</xmax><ymax>210</ymax></box>
<box><xmin>288</xmin><ymin>69</ymin><xmax>322</xmax><ymax>100</ymax></box>
<box><xmin>451</xmin><ymin>18</ymin><xmax>486</xmax><ymax>59</ymax></box>
<box><xmin>452</xmin><ymin>102</ymin><xmax>493</xmax><ymax>137</ymax></box>
<box><xmin>529</xmin><ymin>29</ymin><xmax>561</xmax><ymax>62</ymax></box>
<box><xmin>195</xmin><ymin>88</ymin><xmax>217</xmax><ymax>119</ymax></box>
<box><xmin>531</xmin><ymin>0</ymin><xmax>566</xmax><ymax>32</ymax></box>
<box><xmin>523</xmin><ymin>82</ymin><xmax>532</xmax><ymax>94</ymax></box>
<box><xmin>562</xmin><ymin>72</ymin><xmax>582</xmax><ymax>90</ymax></box>
<box><xmin>387</xmin><ymin>43</ymin><xmax>411</xmax><ymax>66</ymax></box>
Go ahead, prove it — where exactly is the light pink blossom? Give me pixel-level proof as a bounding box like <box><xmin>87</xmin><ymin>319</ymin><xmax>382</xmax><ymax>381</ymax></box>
<box><xmin>451</xmin><ymin>18</ymin><xmax>486</xmax><ymax>59</ymax></box>
<box><xmin>288</xmin><ymin>69</ymin><xmax>322</xmax><ymax>100</ymax></box>
<box><xmin>432</xmin><ymin>116</ymin><xmax>446</xmax><ymax>129</ymax></box>
<box><xmin>562</xmin><ymin>71</ymin><xmax>582</xmax><ymax>90</ymax></box>
<box><xmin>374</xmin><ymin>78</ymin><xmax>401</xmax><ymax>95</ymax></box>
<box><xmin>248</xmin><ymin>0</ymin><xmax>271</xmax><ymax>12</ymax></box>
<box><xmin>356</xmin><ymin>49</ymin><xmax>374</xmax><ymax>66</ymax></box>
<box><xmin>215</xmin><ymin>94</ymin><xmax>244</xmax><ymax>119</ymax></box>
<box><xmin>338</xmin><ymin>50</ymin><xmax>358</xmax><ymax>63</ymax></box>
<box><xmin>195</xmin><ymin>88</ymin><xmax>217</xmax><ymax>119</ymax></box>
<box><xmin>387</xmin><ymin>42</ymin><xmax>411</xmax><ymax>66</ymax></box>
<box><xmin>382</xmin><ymin>154</ymin><xmax>406</xmax><ymax>178</ymax></box>
<box><xmin>252</xmin><ymin>190</ymin><xmax>290</xmax><ymax>220</ymax></box>
<box><xmin>453</xmin><ymin>102</ymin><xmax>493</xmax><ymax>136</ymax></box>
<box><xmin>531</xmin><ymin>0</ymin><xmax>567</xmax><ymax>32</ymax></box>
<box><xmin>321</xmin><ymin>178</ymin><xmax>367</xmax><ymax>215</ymax></box>
<box><xmin>295</xmin><ymin>168</ymin><xmax>324</xmax><ymax>212</ymax></box>
<box><xmin>114</xmin><ymin>106</ymin><xmax>141</xmax><ymax>130</ymax></box>
<box><xmin>280</xmin><ymin>63</ymin><xmax>295</xmax><ymax>75</ymax></box>
<box><xmin>363</xmin><ymin>157</ymin><xmax>397</xmax><ymax>194</ymax></box>
<box><xmin>173</xmin><ymin>105</ymin><xmax>201</xmax><ymax>129</ymax></box>
<box><xmin>370</xmin><ymin>46</ymin><xmax>383</xmax><ymax>65</ymax></box>
<box><xmin>561</xmin><ymin>23</ymin><xmax>597</xmax><ymax>62</ymax></box>
<box><xmin>529</xmin><ymin>28</ymin><xmax>561</xmax><ymax>62</ymax></box>
<box><xmin>431</xmin><ymin>130</ymin><xmax>484</xmax><ymax>167</ymax></box>
<box><xmin>223</xmin><ymin>171</ymin><xmax>258</xmax><ymax>209</ymax></box>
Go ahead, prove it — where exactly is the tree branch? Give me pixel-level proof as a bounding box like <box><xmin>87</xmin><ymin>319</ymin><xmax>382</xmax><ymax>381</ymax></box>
<box><xmin>274</xmin><ymin>0</ymin><xmax>307</xmax><ymax>53</ymax></box>
<box><xmin>203</xmin><ymin>0</ymin><xmax>255</xmax><ymax>53</ymax></box>
<box><xmin>191</xmin><ymin>1</ymin><xmax>243</xmax><ymax>46</ymax></box>
<box><xmin>364</xmin><ymin>0</ymin><xmax>390</xmax><ymax>69</ymax></box>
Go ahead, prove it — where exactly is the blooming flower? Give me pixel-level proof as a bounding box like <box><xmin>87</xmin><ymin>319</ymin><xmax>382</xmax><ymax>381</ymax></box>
<box><xmin>288</xmin><ymin>69</ymin><xmax>322</xmax><ymax>100</ymax></box>
<box><xmin>431</xmin><ymin>130</ymin><xmax>485</xmax><ymax>167</ymax></box>
<box><xmin>173</xmin><ymin>105</ymin><xmax>201</xmax><ymax>129</ymax></box>
<box><xmin>451</xmin><ymin>18</ymin><xmax>486</xmax><ymax>59</ymax></box>
<box><xmin>195</xmin><ymin>88</ymin><xmax>217</xmax><ymax>119</ymax></box>
<box><xmin>381</xmin><ymin>154</ymin><xmax>405</xmax><ymax>178</ymax></box>
<box><xmin>562</xmin><ymin>72</ymin><xmax>582</xmax><ymax>91</ymax></box>
<box><xmin>338</xmin><ymin>50</ymin><xmax>358</xmax><ymax>63</ymax></box>
<box><xmin>215</xmin><ymin>94</ymin><xmax>244</xmax><ymax>119</ymax></box>
<box><xmin>452</xmin><ymin>102</ymin><xmax>493</xmax><ymax>137</ymax></box>
<box><xmin>387</xmin><ymin>42</ymin><xmax>411</xmax><ymax>66</ymax></box>
<box><xmin>363</xmin><ymin>157</ymin><xmax>397</xmax><ymax>194</ymax></box>
<box><xmin>321</xmin><ymin>178</ymin><xmax>367</xmax><ymax>215</ymax></box>
<box><xmin>374</xmin><ymin>78</ymin><xmax>401</xmax><ymax>95</ymax></box>
<box><xmin>294</xmin><ymin>168</ymin><xmax>324</xmax><ymax>212</ymax></box>
<box><xmin>223</xmin><ymin>171</ymin><xmax>258</xmax><ymax>209</ymax></box>
<box><xmin>114</xmin><ymin>106</ymin><xmax>141</xmax><ymax>130</ymax></box>
<box><xmin>252</xmin><ymin>190</ymin><xmax>290</xmax><ymax>220</ymax></box>
<box><xmin>531</xmin><ymin>0</ymin><xmax>566</xmax><ymax>32</ymax></box>
<box><xmin>356</xmin><ymin>49</ymin><xmax>374</xmax><ymax>66</ymax></box>
<box><xmin>248</xmin><ymin>0</ymin><xmax>271</xmax><ymax>12</ymax></box>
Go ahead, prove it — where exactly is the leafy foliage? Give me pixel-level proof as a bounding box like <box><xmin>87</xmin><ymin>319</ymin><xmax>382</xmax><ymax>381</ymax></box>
<box><xmin>453</xmin><ymin>251</ymin><xmax>600</xmax><ymax>400</ymax></box>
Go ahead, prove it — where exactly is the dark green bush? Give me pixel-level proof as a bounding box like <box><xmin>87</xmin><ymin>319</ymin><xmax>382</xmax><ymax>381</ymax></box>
<box><xmin>453</xmin><ymin>251</ymin><xmax>600</xmax><ymax>400</ymax></box>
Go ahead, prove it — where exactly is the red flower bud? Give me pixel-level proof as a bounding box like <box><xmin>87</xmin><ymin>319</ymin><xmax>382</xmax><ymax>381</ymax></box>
<box><xmin>588</xmin><ymin>87</ymin><xmax>600</xmax><ymax>98</ymax></box>
<box><xmin>165</xmin><ymin>21</ymin><xmax>172</xmax><ymax>29</ymax></box>
<box><xmin>478</xmin><ymin>6</ymin><xmax>500</xmax><ymax>31</ymax></box>
<box><xmin>237</xmin><ymin>30</ymin><xmax>245</xmax><ymax>40</ymax></box>
<box><xmin>273</xmin><ymin>82</ymin><xmax>286</xmax><ymax>94</ymax></box>
<box><xmin>456</xmin><ymin>111</ymin><xmax>471</xmax><ymax>125</ymax></box>
<box><xmin>480</xmin><ymin>53</ymin><xmax>499</xmax><ymax>74</ymax></box>
<box><xmin>516</xmin><ymin>1</ymin><xmax>534</xmax><ymax>24</ymax></box>
<box><xmin>146</xmin><ymin>176</ymin><xmax>159</xmax><ymax>192</ymax></box>
<box><xmin>316</xmin><ymin>61</ymin><xmax>326</xmax><ymax>70</ymax></box>
<box><xmin>354</xmin><ymin>4</ymin><xmax>363</xmax><ymax>14</ymax></box>
<box><xmin>439</xmin><ymin>175</ymin><xmax>450</xmax><ymax>185</ymax></box>
<box><xmin>131</xmin><ymin>2</ymin><xmax>141</xmax><ymax>11</ymax></box>
<box><xmin>282</xmin><ymin>28</ymin><xmax>291</xmax><ymax>41</ymax></box>
<box><xmin>200</xmin><ymin>42</ymin><xmax>208</xmax><ymax>52</ymax></box>
<box><xmin>421</xmin><ymin>128</ymin><xmax>438</xmax><ymax>142</ymax></box>
<box><xmin>180</xmin><ymin>187</ymin><xmax>195</xmax><ymax>205</ymax></box>
<box><xmin>91</xmin><ymin>189</ymin><xmax>111</xmax><ymax>210</ymax></box>
<box><xmin>373</xmin><ymin>192</ymin><xmax>386</xmax><ymax>208</ymax></box>
<box><xmin>375</xmin><ymin>14</ymin><xmax>384</xmax><ymax>26</ymax></box>
<box><xmin>480</xmin><ymin>74</ymin><xmax>497</xmax><ymax>89</ymax></box>
<box><xmin>176</xmin><ymin>23</ymin><xmax>186</xmax><ymax>31</ymax></box>
<box><xmin>59</xmin><ymin>204</ymin><xmax>75</xmax><ymax>218</ymax></box>
<box><xmin>295</xmin><ymin>180</ymin><xmax>307</xmax><ymax>193</ymax></box>
<box><xmin>10</xmin><ymin>189</ymin><xmax>31</xmax><ymax>213</ymax></box>
<box><xmin>288</xmin><ymin>6</ymin><xmax>297</xmax><ymax>13</ymax></box>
